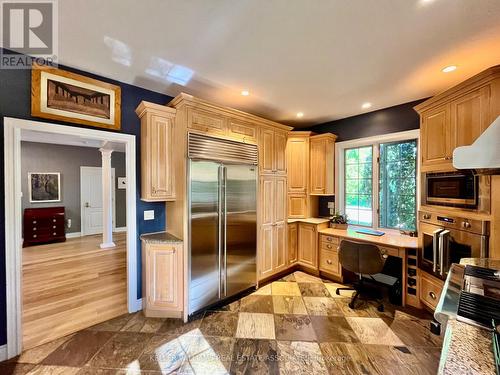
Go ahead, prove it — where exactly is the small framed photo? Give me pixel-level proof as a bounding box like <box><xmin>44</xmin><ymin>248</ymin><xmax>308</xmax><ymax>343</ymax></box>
<box><xmin>29</xmin><ymin>172</ymin><xmax>61</xmax><ymax>203</ymax></box>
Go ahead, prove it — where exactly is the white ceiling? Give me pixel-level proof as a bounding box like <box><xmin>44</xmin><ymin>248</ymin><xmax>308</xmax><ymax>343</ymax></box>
<box><xmin>52</xmin><ymin>0</ymin><xmax>500</xmax><ymax>126</ymax></box>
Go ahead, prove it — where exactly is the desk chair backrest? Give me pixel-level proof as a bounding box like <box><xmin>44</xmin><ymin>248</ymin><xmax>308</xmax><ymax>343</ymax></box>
<box><xmin>338</xmin><ymin>240</ymin><xmax>385</xmax><ymax>275</ymax></box>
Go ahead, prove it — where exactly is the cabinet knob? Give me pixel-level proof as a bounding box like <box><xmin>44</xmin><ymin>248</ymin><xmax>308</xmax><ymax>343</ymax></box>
<box><xmin>33</xmin><ymin>234</ymin><xmax>37</xmax><ymax>238</ymax></box>
<box><xmin>33</xmin><ymin>227</ymin><xmax>37</xmax><ymax>231</ymax></box>
<box><xmin>327</xmin><ymin>244</ymin><xmax>332</xmax><ymax>249</ymax></box>
<box><xmin>429</xmin><ymin>291</ymin><xmax>436</xmax><ymax>300</ymax></box>
<box><xmin>327</xmin><ymin>259</ymin><xmax>332</xmax><ymax>264</ymax></box>
<box><xmin>423</xmin><ymin>213</ymin><xmax>431</xmax><ymax>220</ymax></box>
<box><xmin>32</xmin><ymin>220</ymin><xmax>37</xmax><ymax>224</ymax></box>
<box><xmin>326</xmin><ymin>237</ymin><xmax>332</xmax><ymax>242</ymax></box>
<box><xmin>53</xmin><ymin>232</ymin><xmax>57</xmax><ymax>236</ymax></box>
<box><xmin>462</xmin><ymin>221</ymin><xmax>471</xmax><ymax>229</ymax></box>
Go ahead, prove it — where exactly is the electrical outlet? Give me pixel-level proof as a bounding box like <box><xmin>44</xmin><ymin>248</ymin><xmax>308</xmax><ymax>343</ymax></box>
<box><xmin>327</xmin><ymin>201</ymin><xmax>335</xmax><ymax>209</ymax></box>
<box><xmin>144</xmin><ymin>210</ymin><xmax>155</xmax><ymax>220</ymax></box>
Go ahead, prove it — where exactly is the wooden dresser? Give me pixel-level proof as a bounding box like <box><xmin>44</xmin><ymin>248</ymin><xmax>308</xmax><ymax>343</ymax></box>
<box><xmin>23</xmin><ymin>207</ymin><xmax>66</xmax><ymax>247</ymax></box>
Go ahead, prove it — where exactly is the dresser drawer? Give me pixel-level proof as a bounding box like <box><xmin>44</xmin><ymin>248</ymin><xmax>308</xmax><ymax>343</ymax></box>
<box><xmin>320</xmin><ymin>234</ymin><xmax>339</xmax><ymax>246</ymax></box>
<box><xmin>319</xmin><ymin>249</ymin><xmax>341</xmax><ymax>276</ymax></box>
<box><xmin>379</xmin><ymin>246</ymin><xmax>400</xmax><ymax>258</ymax></box>
<box><xmin>420</xmin><ymin>272</ymin><xmax>444</xmax><ymax>310</ymax></box>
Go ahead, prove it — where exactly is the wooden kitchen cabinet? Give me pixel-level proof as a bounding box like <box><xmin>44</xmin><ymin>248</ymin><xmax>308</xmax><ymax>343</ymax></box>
<box><xmin>136</xmin><ymin>101</ymin><xmax>177</xmax><ymax>201</ymax></box>
<box><xmin>287</xmin><ymin>222</ymin><xmax>298</xmax><ymax>264</ymax></box>
<box><xmin>415</xmin><ymin>66</ymin><xmax>500</xmax><ymax>173</ymax></box>
<box><xmin>259</xmin><ymin>128</ymin><xmax>288</xmax><ymax>175</ymax></box>
<box><xmin>288</xmin><ymin>194</ymin><xmax>308</xmax><ymax>218</ymax></box>
<box><xmin>258</xmin><ymin>175</ymin><xmax>288</xmax><ymax>279</ymax></box>
<box><xmin>227</xmin><ymin>117</ymin><xmax>257</xmax><ymax>143</ymax></box>
<box><xmin>298</xmin><ymin>223</ymin><xmax>318</xmax><ymax>269</ymax></box>
<box><xmin>142</xmin><ymin>241</ymin><xmax>183</xmax><ymax>317</ymax></box>
<box><xmin>419</xmin><ymin>271</ymin><xmax>444</xmax><ymax>311</ymax></box>
<box><xmin>309</xmin><ymin>134</ymin><xmax>336</xmax><ymax>195</ymax></box>
<box><xmin>287</xmin><ymin>134</ymin><xmax>310</xmax><ymax>194</ymax></box>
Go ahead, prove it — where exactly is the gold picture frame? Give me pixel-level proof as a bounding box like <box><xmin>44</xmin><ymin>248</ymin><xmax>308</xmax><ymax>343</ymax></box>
<box><xmin>31</xmin><ymin>65</ymin><xmax>121</xmax><ymax>130</ymax></box>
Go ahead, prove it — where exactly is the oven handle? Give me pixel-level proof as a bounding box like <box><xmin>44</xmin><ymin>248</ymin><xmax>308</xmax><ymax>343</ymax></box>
<box><xmin>439</xmin><ymin>230</ymin><xmax>450</xmax><ymax>276</ymax></box>
<box><xmin>432</xmin><ymin>229</ymin><xmax>443</xmax><ymax>274</ymax></box>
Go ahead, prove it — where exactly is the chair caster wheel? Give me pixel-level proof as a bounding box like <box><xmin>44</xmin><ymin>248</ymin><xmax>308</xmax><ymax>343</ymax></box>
<box><xmin>377</xmin><ymin>305</ymin><xmax>384</xmax><ymax>312</ymax></box>
<box><xmin>348</xmin><ymin>302</ymin><xmax>355</xmax><ymax>309</ymax></box>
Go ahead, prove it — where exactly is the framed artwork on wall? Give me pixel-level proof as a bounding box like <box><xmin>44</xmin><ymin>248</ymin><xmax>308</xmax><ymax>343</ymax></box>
<box><xmin>31</xmin><ymin>64</ymin><xmax>121</xmax><ymax>130</ymax></box>
<box><xmin>29</xmin><ymin>172</ymin><xmax>61</xmax><ymax>203</ymax></box>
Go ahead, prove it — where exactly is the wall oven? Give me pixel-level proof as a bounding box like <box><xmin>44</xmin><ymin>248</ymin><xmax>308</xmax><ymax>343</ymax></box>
<box><xmin>424</xmin><ymin>171</ymin><xmax>478</xmax><ymax>208</ymax></box>
<box><xmin>418</xmin><ymin>211</ymin><xmax>489</xmax><ymax>280</ymax></box>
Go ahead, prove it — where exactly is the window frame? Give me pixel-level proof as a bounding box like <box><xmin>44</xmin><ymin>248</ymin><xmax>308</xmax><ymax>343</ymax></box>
<box><xmin>336</xmin><ymin>130</ymin><xmax>420</xmax><ymax>233</ymax></box>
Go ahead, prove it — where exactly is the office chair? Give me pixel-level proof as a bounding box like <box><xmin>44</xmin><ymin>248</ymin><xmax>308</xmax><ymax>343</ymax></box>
<box><xmin>335</xmin><ymin>240</ymin><xmax>386</xmax><ymax>311</ymax></box>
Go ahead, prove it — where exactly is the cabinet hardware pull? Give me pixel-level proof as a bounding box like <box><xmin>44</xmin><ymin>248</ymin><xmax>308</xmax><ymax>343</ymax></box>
<box><xmin>429</xmin><ymin>291</ymin><xmax>436</xmax><ymax>300</ymax></box>
<box><xmin>327</xmin><ymin>237</ymin><xmax>332</xmax><ymax>241</ymax></box>
<box><xmin>327</xmin><ymin>244</ymin><xmax>332</xmax><ymax>249</ymax></box>
<box><xmin>327</xmin><ymin>260</ymin><xmax>332</xmax><ymax>264</ymax></box>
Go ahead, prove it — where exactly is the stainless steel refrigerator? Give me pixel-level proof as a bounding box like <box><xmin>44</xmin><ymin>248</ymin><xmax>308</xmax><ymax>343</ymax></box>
<box><xmin>188</xmin><ymin>134</ymin><xmax>257</xmax><ymax>314</ymax></box>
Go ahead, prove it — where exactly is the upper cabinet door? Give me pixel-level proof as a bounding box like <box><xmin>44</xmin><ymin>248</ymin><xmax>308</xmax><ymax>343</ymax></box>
<box><xmin>420</xmin><ymin>105</ymin><xmax>451</xmax><ymax>171</ymax></box>
<box><xmin>136</xmin><ymin>101</ymin><xmax>177</xmax><ymax>202</ymax></box>
<box><xmin>450</xmin><ymin>86</ymin><xmax>491</xmax><ymax>150</ymax></box>
<box><xmin>260</xmin><ymin>129</ymin><xmax>275</xmax><ymax>174</ymax></box>
<box><xmin>310</xmin><ymin>138</ymin><xmax>326</xmax><ymax>194</ymax></box>
<box><xmin>227</xmin><ymin>118</ymin><xmax>257</xmax><ymax>143</ymax></box>
<box><xmin>187</xmin><ymin>107</ymin><xmax>227</xmax><ymax>136</ymax></box>
<box><xmin>287</xmin><ymin>137</ymin><xmax>309</xmax><ymax>193</ymax></box>
<box><xmin>274</xmin><ymin>131</ymin><xmax>287</xmax><ymax>175</ymax></box>
<box><xmin>149</xmin><ymin>114</ymin><xmax>175</xmax><ymax>200</ymax></box>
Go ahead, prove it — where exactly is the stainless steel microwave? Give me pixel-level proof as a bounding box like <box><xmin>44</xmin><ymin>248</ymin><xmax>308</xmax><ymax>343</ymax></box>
<box><xmin>424</xmin><ymin>171</ymin><xmax>478</xmax><ymax>208</ymax></box>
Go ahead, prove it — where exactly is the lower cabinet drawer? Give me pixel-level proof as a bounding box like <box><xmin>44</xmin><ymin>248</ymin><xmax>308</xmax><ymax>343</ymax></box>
<box><xmin>420</xmin><ymin>272</ymin><xmax>443</xmax><ymax>310</ymax></box>
<box><xmin>319</xmin><ymin>249</ymin><xmax>341</xmax><ymax>275</ymax></box>
<box><xmin>320</xmin><ymin>241</ymin><xmax>337</xmax><ymax>252</ymax></box>
<box><xmin>320</xmin><ymin>234</ymin><xmax>339</xmax><ymax>246</ymax></box>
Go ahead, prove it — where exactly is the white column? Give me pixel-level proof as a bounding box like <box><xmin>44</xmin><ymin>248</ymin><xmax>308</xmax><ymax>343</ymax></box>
<box><xmin>100</xmin><ymin>148</ymin><xmax>115</xmax><ymax>249</ymax></box>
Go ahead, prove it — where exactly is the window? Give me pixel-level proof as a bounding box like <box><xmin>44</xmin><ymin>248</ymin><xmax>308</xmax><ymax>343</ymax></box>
<box><xmin>345</xmin><ymin>146</ymin><xmax>373</xmax><ymax>226</ymax></box>
<box><xmin>339</xmin><ymin>132</ymin><xmax>418</xmax><ymax>231</ymax></box>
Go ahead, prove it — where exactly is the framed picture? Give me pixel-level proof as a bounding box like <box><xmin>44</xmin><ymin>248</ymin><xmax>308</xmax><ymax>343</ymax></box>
<box><xmin>31</xmin><ymin>64</ymin><xmax>121</xmax><ymax>130</ymax></box>
<box><xmin>29</xmin><ymin>173</ymin><xmax>61</xmax><ymax>203</ymax></box>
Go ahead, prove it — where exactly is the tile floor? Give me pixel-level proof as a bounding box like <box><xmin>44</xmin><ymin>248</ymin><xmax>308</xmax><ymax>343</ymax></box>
<box><xmin>0</xmin><ymin>271</ymin><xmax>443</xmax><ymax>374</ymax></box>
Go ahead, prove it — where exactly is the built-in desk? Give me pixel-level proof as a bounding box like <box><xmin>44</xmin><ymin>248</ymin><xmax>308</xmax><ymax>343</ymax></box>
<box><xmin>318</xmin><ymin>227</ymin><xmax>420</xmax><ymax>307</ymax></box>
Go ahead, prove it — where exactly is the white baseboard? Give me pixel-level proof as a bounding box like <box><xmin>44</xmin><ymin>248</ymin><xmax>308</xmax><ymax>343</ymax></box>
<box><xmin>66</xmin><ymin>232</ymin><xmax>82</xmax><ymax>239</ymax></box>
<box><xmin>131</xmin><ymin>298</ymin><xmax>143</xmax><ymax>312</ymax></box>
<box><xmin>114</xmin><ymin>227</ymin><xmax>127</xmax><ymax>233</ymax></box>
<box><xmin>0</xmin><ymin>344</ymin><xmax>7</xmax><ymax>361</ymax></box>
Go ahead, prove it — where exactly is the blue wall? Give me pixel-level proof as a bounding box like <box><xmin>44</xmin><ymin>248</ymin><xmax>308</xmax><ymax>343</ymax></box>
<box><xmin>309</xmin><ymin>99</ymin><xmax>427</xmax><ymax>142</ymax></box>
<box><xmin>0</xmin><ymin>50</ymin><xmax>173</xmax><ymax>345</ymax></box>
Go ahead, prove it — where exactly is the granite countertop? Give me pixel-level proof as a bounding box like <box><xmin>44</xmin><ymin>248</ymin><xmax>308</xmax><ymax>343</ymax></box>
<box><xmin>140</xmin><ymin>231</ymin><xmax>183</xmax><ymax>244</ymax></box>
<box><xmin>318</xmin><ymin>227</ymin><xmax>418</xmax><ymax>249</ymax></box>
<box><xmin>436</xmin><ymin>258</ymin><xmax>499</xmax><ymax>375</ymax></box>
<box><xmin>287</xmin><ymin>217</ymin><xmax>330</xmax><ymax>224</ymax></box>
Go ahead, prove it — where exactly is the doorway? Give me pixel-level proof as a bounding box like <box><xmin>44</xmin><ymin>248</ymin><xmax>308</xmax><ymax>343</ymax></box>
<box><xmin>4</xmin><ymin>117</ymin><xmax>139</xmax><ymax>358</ymax></box>
<box><xmin>80</xmin><ymin>166</ymin><xmax>116</xmax><ymax>236</ymax></box>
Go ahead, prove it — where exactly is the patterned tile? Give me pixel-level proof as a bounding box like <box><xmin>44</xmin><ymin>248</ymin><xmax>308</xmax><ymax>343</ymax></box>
<box><xmin>335</xmin><ymin>297</ymin><xmax>377</xmax><ymax>317</ymax></box>
<box><xmin>293</xmin><ymin>271</ymin><xmax>323</xmax><ymax>283</ymax></box>
<box><xmin>346</xmin><ymin>317</ymin><xmax>404</xmax><ymax>346</ymax></box>
<box><xmin>271</xmin><ymin>282</ymin><xmax>301</xmax><ymax>296</ymax></box>
<box><xmin>212</xmin><ymin>299</ymin><xmax>241</xmax><ymax>312</ymax></box>
<box><xmin>240</xmin><ymin>295</ymin><xmax>274</xmax><ymax>313</ymax></box>
<box><xmin>0</xmin><ymin>362</ymin><xmax>36</xmax><ymax>374</ymax></box>
<box><xmin>230</xmin><ymin>339</ymin><xmax>279</xmax><ymax>374</ymax></box>
<box><xmin>158</xmin><ymin>314</ymin><xmax>202</xmax><ymax>336</ymax></box>
<box><xmin>200</xmin><ymin>311</ymin><xmax>239</xmax><ymax>337</ymax></box>
<box><xmin>41</xmin><ymin>331</ymin><xmax>113</xmax><ymax>367</ymax></box>
<box><xmin>320</xmin><ymin>342</ymin><xmax>378</xmax><ymax>374</ymax></box>
<box><xmin>303</xmin><ymin>297</ymin><xmax>343</xmax><ymax>316</ymax></box>
<box><xmin>298</xmin><ymin>283</ymin><xmax>331</xmax><ymax>297</ymax></box>
<box><xmin>278</xmin><ymin>273</ymin><xmax>296</xmax><ymax>282</ymax></box>
<box><xmin>272</xmin><ymin>296</ymin><xmax>308</xmax><ymax>315</ymax></box>
<box><xmin>87</xmin><ymin>332</ymin><xmax>152</xmax><ymax>369</ymax></box>
<box><xmin>137</xmin><ymin>334</ymin><xmax>188</xmax><ymax>373</ymax></box>
<box><xmin>386</xmin><ymin>318</ymin><xmax>443</xmax><ymax>347</ymax></box>
<box><xmin>205</xmin><ymin>336</ymin><xmax>235</xmax><ymax>370</ymax></box>
<box><xmin>277</xmin><ymin>341</ymin><xmax>328</xmax><ymax>374</ymax></box>
<box><xmin>274</xmin><ymin>314</ymin><xmax>317</xmax><ymax>342</ymax></box>
<box><xmin>236</xmin><ymin>312</ymin><xmax>276</xmax><ymax>339</ymax></box>
<box><xmin>16</xmin><ymin>335</ymin><xmax>74</xmax><ymax>364</ymax></box>
<box><xmin>189</xmin><ymin>348</ymin><xmax>229</xmax><ymax>375</ymax></box>
<box><xmin>252</xmin><ymin>283</ymin><xmax>272</xmax><ymax>295</ymax></box>
<box><xmin>310</xmin><ymin>316</ymin><xmax>359</xmax><ymax>343</ymax></box>
<box><xmin>87</xmin><ymin>313</ymin><xmax>132</xmax><ymax>332</ymax></box>
<box><xmin>177</xmin><ymin>330</ymin><xmax>211</xmax><ymax>358</ymax></box>
<box><xmin>27</xmin><ymin>365</ymin><xmax>80</xmax><ymax>375</ymax></box>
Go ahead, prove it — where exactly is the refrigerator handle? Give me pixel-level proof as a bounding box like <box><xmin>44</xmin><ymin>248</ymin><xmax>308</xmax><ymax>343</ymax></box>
<box><xmin>222</xmin><ymin>165</ymin><xmax>228</xmax><ymax>297</ymax></box>
<box><xmin>217</xmin><ymin>165</ymin><xmax>223</xmax><ymax>299</ymax></box>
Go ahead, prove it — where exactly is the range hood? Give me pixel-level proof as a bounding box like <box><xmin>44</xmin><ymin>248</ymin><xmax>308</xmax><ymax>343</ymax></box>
<box><xmin>453</xmin><ymin>115</ymin><xmax>500</xmax><ymax>174</ymax></box>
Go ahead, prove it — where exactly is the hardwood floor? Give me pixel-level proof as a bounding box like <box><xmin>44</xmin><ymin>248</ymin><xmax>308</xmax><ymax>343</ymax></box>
<box><xmin>22</xmin><ymin>233</ymin><xmax>127</xmax><ymax>350</ymax></box>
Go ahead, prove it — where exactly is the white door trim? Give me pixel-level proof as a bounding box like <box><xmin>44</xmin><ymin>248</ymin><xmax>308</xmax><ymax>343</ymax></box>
<box><xmin>4</xmin><ymin>117</ymin><xmax>139</xmax><ymax>359</ymax></box>
<box><xmin>80</xmin><ymin>166</ymin><xmax>116</xmax><ymax>236</ymax></box>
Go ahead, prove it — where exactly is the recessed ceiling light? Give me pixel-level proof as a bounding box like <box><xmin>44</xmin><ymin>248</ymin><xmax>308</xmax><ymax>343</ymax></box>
<box><xmin>241</xmin><ymin>89</ymin><xmax>250</xmax><ymax>96</ymax></box>
<box><xmin>362</xmin><ymin>102</ymin><xmax>372</xmax><ymax>109</ymax></box>
<box><xmin>296</xmin><ymin>112</ymin><xmax>304</xmax><ymax>118</ymax></box>
<box><xmin>442</xmin><ymin>65</ymin><xmax>457</xmax><ymax>73</ymax></box>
